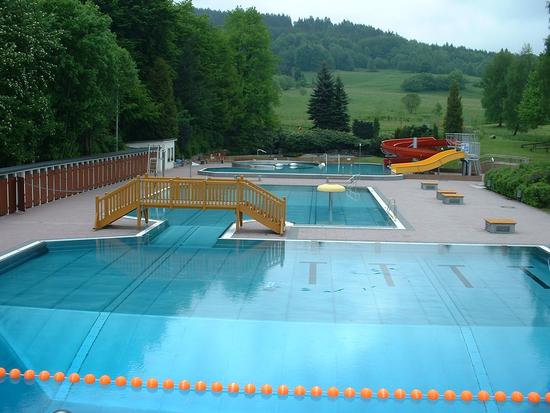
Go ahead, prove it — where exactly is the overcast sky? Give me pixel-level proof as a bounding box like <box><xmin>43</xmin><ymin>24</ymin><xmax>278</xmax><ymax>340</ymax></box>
<box><xmin>192</xmin><ymin>0</ymin><xmax>549</xmax><ymax>54</ymax></box>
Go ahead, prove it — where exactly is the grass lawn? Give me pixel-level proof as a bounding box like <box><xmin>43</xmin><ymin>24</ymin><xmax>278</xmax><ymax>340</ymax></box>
<box><xmin>277</xmin><ymin>69</ymin><xmax>550</xmax><ymax>163</ymax></box>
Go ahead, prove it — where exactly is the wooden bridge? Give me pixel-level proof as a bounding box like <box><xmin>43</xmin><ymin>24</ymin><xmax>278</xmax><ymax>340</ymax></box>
<box><xmin>95</xmin><ymin>176</ymin><xmax>286</xmax><ymax>235</ymax></box>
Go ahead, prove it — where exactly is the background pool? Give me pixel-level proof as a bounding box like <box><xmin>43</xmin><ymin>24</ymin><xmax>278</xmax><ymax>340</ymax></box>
<box><xmin>0</xmin><ymin>223</ymin><xmax>549</xmax><ymax>412</ymax></box>
<box><xmin>201</xmin><ymin>162</ymin><xmax>388</xmax><ymax>176</ymax></box>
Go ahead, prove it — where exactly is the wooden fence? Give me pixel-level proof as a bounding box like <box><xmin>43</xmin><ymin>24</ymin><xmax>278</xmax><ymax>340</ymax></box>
<box><xmin>0</xmin><ymin>150</ymin><xmax>149</xmax><ymax>217</ymax></box>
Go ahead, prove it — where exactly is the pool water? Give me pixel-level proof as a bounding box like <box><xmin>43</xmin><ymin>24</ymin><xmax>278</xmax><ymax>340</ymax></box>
<box><xmin>138</xmin><ymin>184</ymin><xmax>397</xmax><ymax>228</ymax></box>
<box><xmin>201</xmin><ymin>162</ymin><xmax>388</xmax><ymax>176</ymax></box>
<box><xmin>0</xmin><ymin>218</ymin><xmax>549</xmax><ymax>412</ymax></box>
<box><xmin>268</xmin><ymin>184</ymin><xmax>394</xmax><ymax>226</ymax></box>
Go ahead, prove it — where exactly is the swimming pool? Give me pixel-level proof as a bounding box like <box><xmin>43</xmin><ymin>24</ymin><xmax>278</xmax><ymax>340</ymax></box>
<box><xmin>0</xmin><ymin>225</ymin><xmax>549</xmax><ymax>412</ymax></box>
<box><xmin>133</xmin><ymin>184</ymin><xmax>400</xmax><ymax>228</ymax></box>
<box><xmin>199</xmin><ymin>161</ymin><xmax>397</xmax><ymax>179</ymax></box>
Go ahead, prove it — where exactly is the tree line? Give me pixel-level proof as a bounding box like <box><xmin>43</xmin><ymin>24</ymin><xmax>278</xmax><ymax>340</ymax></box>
<box><xmin>0</xmin><ymin>0</ymin><xmax>279</xmax><ymax>167</ymax></box>
<box><xmin>197</xmin><ymin>8</ymin><xmax>493</xmax><ymax>77</ymax></box>
<box><xmin>481</xmin><ymin>4</ymin><xmax>550</xmax><ymax>135</ymax></box>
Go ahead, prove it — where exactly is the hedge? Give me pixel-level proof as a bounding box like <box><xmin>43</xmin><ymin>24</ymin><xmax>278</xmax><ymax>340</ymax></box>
<box><xmin>484</xmin><ymin>162</ymin><xmax>550</xmax><ymax>208</ymax></box>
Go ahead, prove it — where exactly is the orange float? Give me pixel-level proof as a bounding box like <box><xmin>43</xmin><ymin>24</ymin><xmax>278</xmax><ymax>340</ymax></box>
<box><xmin>545</xmin><ymin>392</ymin><xmax>550</xmax><ymax>403</ymax></box>
<box><xmin>261</xmin><ymin>384</ymin><xmax>272</xmax><ymax>395</ymax></box>
<box><xmin>163</xmin><ymin>379</ymin><xmax>174</xmax><ymax>390</ymax></box>
<box><xmin>84</xmin><ymin>374</ymin><xmax>96</xmax><ymax>384</ymax></box>
<box><xmin>410</xmin><ymin>389</ymin><xmax>423</xmax><ymax>400</ymax></box>
<box><xmin>69</xmin><ymin>373</ymin><xmax>80</xmax><ymax>383</ymax></box>
<box><xmin>179</xmin><ymin>380</ymin><xmax>191</xmax><ymax>391</ymax></box>
<box><xmin>343</xmin><ymin>387</ymin><xmax>356</xmax><ymax>398</ymax></box>
<box><xmin>211</xmin><ymin>382</ymin><xmax>223</xmax><ymax>393</ymax></box>
<box><xmin>360</xmin><ymin>388</ymin><xmax>373</xmax><ymax>399</ymax></box>
<box><xmin>294</xmin><ymin>385</ymin><xmax>306</xmax><ymax>397</ymax></box>
<box><xmin>9</xmin><ymin>369</ymin><xmax>21</xmax><ymax>380</ymax></box>
<box><xmin>23</xmin><ymin>370</ymin><xmax>36</xmax><ymax>380</ymax></box>
<box><xmin>427</xmin><ymin>389</ymin><xmax>439</xmax><ymax>400</ymax></box>
<box><xmin>0</xmin><ymin>367</ymin><xmax>5</xmax><ymax>378</ymax></box>
<box><xmin>194</xmin><ymin>381</ymin><xmax>206</xmax><ymax>392</ymax></box>
<box><xmin>227</xmin><ymin>382</ymin><xmax>240</xmax><ymax>393</ymax></box>
<box><xmin>99</xmin><ymin>375</ymin><xmax>111</xmax><ymax>385</ymax></box>
<box><xmin>244</xmin><ymin>384</ymin><xmax>256</xmax><ymax>395</ymax></box>
<box><xmin>39</xmin><ymin>371</ymin><xmax>50</xmax><ymax>381</ymax></box>
<box><xmin>327</xmin><ymin>386</ymin><xmax>339</xmax><ymax>398</ymax></box>
<box><xmin>511</xmin><ymin>391</ymin><xmax>524</xmax><ymax>403</ymax></box>
<box><xmin>444</xmin><ymin>390</ymin><xmax>456</xmax><ymax>400</ymax></box>
<box><xmin>310</xmin><ymin>386</ymin><xmax>322</xmax><ymax>397</ymax></box>
<box><xmin>377</xmin><ymin>388</ymin><xmax>389</xmax><ymax>399</ymax></box>
<box><xmin>394</xmin><ymin>389</ymin><xmax>406</xmax><ymax>399</ymax></box>
<box><xmin>146</xmin><ymin>378</ymin><xmax>158</xmax><ymax>389</ymax></box>
<box><xmin>528</xmin><ymin>392</ymin><xmax>541</xmax><ymax>403</ymax></box>
<box><xmin>53</xmin><ymin>372</ymin><xmax>65</xmax><ymax>382</ymax></box>
<box><xmin>461</xmin><ymin>390</ymin><xmax>473</xmax><ymax>401</ymax></box>
<box><xmin>130</xmin><ymin>377</ymin><xmax>142</xmax><ymax>388</ymax></box>
<box><xmin>477</xmin><ymin>390</ymin><xmax>490</xmax><ymax>402</ymax></box>
<box><xmin>277</xmin><ymin>384</ymin><xmax>289</xmax><ymax>396</ymax></box>
<box><xmin>115</xmin><ymin>376</ymin><xmax>127</xmax><ymax>387</ymax></box>
<box><xmin>494</xmin><ymin>391</ymin><xmax>506</xmax><ymax>402</ymax></box>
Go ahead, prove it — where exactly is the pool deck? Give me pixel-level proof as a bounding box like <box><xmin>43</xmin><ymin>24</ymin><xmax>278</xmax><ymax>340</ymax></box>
<box><xmin>1</xmin><ymin>164</ymin><xmax>549</xmax><ymax>255</ymax></box>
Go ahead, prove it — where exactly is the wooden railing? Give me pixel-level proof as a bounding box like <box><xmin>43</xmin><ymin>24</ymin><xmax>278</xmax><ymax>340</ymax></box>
<box><xmin>95</xmin><ymin>176</ymin><xmax>286</xmax><ymax>235</ymax></box>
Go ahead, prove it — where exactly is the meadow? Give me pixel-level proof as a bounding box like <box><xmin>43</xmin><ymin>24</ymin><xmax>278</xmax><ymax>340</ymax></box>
<box><xmin>277</xmin><ymin>69</ymin><xmax>550</xmax><ymax>162</ymax></box>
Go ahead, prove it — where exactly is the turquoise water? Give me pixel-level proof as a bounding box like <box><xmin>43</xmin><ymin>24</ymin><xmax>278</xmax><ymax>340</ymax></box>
<box><xmin>201</xmin><ymin>162</ymin><xmax>388</xmax><ymax>176</ymax></box>
<box><xmin>139</xmin><ymin>184</ymin><xmax>396</xmax><ymax>227</ymax></box>
<box><xmin>0</xmin><ymin>213</ymin><xmax>549</xmax><ymax>412</ymax></box>
<box><xmin>267</xmin><ymin>184</ymin><xmax>394</xmax><ymax>226</ymax></box>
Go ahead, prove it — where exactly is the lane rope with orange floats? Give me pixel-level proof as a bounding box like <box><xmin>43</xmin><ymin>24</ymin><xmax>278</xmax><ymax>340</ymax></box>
<box><xmin>0</xmin><ymin>367</ymin><xmax>547</xmax><ymax>403</ymax></box>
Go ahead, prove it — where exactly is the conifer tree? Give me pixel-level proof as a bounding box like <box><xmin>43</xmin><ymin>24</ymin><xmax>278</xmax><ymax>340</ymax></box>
<box><xmin>307</xmin><ymin>63</ymin><xmax>336</xmax><ymax>129</ymax></box>
<box><xmin>444</xmin><ymin>80</ymin><xmax>463</xmax><ymax>134</ymax></box>
<box><xmin>333</xmin><ymin>76</ymin><xmax>350</xmax><ymax>131</ymax></box>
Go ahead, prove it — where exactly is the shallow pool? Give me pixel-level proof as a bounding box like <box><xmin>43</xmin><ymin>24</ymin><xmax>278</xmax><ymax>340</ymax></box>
<box><xmin>137</xmin><ymin>184</ymin><xmax>397</xmax><ymax>228</ymax></box>
<box><xmin>0</xmin><ymin>225</ymin><xmax>549</xmax><ymax>412</ymax></box>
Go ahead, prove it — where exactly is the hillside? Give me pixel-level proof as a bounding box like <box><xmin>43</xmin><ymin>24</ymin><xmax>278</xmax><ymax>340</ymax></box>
<box><xmin>278</xmin><ymin>69</ymin><xmax>484</xmax><ymax>133</ymax></box>
<box><xmin>196</xmin><ymin>8</ymin><xmax>493</xmax><ymax>77</ymax></box>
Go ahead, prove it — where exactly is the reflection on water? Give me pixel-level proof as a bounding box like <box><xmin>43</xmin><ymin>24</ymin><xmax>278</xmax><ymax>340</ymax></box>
<box><xmin>0</xmin><ymin>228</ymin><xmax>549</xmax><ymax>412</ymax></box>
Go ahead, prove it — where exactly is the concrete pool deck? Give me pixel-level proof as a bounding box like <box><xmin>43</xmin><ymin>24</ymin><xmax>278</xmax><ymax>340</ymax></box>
<box><xmin>0</xmin><ymin>164</ymin><xmax>548</xmax><ymax>255</ymax></box>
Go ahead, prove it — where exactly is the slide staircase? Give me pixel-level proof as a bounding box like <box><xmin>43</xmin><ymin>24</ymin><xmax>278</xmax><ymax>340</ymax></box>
<box><xmin>95</xmin><ymin>176</ymin><xmax>286</xmax><ymax>235</ymax></box>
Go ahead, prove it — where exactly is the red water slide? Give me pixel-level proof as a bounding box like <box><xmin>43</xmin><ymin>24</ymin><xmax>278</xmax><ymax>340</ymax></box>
<box><xmin>381</xmin><ymin>137</ymin><xmax>448</xmax><ymax>167</ymax></box>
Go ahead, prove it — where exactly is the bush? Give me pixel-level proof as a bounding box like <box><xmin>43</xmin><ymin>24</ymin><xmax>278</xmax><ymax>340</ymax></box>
<box><xmin>401</xmin><ymin>70</ymin><xmax>465</xmax><ymax>92</ymax></box>
<box><xmin>275</xmin><ymin>127</ymin><xmax>359</xmax><ymax>154</ymax></box>
<box><xmin>522</xmin><ymin>182</ymin><xmax>550</xmax><ymax>208</ymax></box>
<box><xmin>485</xmin><ymin>162</ymin><xmax>550</xmax><ymax>208</ymax></box>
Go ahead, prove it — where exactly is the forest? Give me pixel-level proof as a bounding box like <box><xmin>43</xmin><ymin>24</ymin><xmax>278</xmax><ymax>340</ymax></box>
<box><xmin>2</xmin><ymin>1</ymin><xmax>548</xmax><ymax>169</ymax></box>
<box><xmin>196</xmin><ymin>8</ymin><xmax>493</xmax><ymax>77</ymax></box>
<box><xmin>1</xmin><ymin>0</ymin><xmax>278</xmax><ymax>167</ymax></box>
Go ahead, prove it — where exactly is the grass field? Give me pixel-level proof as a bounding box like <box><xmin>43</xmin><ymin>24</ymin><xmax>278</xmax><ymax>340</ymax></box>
<box><xmin>277</xmin><ymin>69</ymin><xmax>550</xmax><ymax>162</ymax></box>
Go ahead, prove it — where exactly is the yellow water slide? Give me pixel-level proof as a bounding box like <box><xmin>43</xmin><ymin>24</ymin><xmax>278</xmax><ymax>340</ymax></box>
<box><xmin>390</xmin><ymin>149</ymin><xmax>465</xmax><ymax>174</ymax></box>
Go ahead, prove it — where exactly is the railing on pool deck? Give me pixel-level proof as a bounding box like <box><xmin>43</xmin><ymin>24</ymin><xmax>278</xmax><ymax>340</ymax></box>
<box><xmin>95</xmin><ymin>176</ymin><xmax>286</xmax><ymax>235</ymax></box>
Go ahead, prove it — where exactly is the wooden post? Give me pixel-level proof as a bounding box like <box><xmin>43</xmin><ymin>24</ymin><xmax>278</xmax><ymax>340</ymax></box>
<box><xmin>95</xmin><ymin>196</ymin><xmax>100</xmax><ymax>229</ymax></box>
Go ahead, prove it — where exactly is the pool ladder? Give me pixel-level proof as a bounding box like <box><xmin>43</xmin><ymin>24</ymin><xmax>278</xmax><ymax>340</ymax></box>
<box><xmin>345</xmin><ymin>175</ymin><xmax>360</xmax><ymax>201</ymax></box>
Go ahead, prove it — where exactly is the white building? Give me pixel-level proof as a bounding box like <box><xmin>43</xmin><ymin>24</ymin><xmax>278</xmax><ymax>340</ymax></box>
<box><xmin>126</xmin><ymin>139</ymin><xmax>177</xmax><ymax>172</ymax></box>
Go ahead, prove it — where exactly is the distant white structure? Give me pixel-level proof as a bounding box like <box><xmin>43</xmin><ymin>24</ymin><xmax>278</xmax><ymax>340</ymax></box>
<box><xmin>126</xmin><ymin>139</ymin><xmax>177</xmax><ymax>172</ymax></box>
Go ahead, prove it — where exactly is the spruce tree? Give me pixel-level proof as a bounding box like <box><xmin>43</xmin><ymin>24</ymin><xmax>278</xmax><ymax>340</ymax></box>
<box><xmin>444</xmin><ymin>80</ymin><xmax>463</xmax><ymax>134</ymax></box>
<box><xmin>333</xmin><ymin>76</ymin><xmax>350</xmax><ymax>131</ymax></box>
<box><xmin>307</xmin><ymin>63</ymin><xmax>336</xmax><ymax>129</ymax></box>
